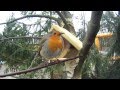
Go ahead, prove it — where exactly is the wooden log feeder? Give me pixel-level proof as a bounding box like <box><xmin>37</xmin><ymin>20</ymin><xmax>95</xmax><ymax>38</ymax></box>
<box><xmin>96</xmin><ymin>33</ymin><xmax>113</xmax><ymax>38</ymax></box>
<box><xmin>95</xmin><ymin>33</ymin><xmax>113</xmax><ymax>51</ymax></box>
<box><xmin>95</xmin><ymin>33</ymin><xmax>120</xmax><ymax>60</ymax></box>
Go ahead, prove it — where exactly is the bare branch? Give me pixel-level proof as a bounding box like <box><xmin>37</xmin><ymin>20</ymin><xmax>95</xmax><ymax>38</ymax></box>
<box><xmin>0</xmin><ymin>56</ymin><xmax>79</xmax><ymax>77</ymax></box>
<box><xmin>0</xmin><ymin>15</ymin><xmax>59</xmax><ymax>25</ymax></box>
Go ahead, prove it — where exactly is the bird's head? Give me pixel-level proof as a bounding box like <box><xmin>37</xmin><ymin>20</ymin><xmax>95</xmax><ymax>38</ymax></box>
<box><xmin>52</xmin><ymin>31</ymin><xmax>64</xmax><ymax>37</ymax></box>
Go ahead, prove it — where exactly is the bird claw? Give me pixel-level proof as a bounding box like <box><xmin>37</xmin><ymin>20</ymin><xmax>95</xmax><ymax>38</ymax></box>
<box><xmin>56</xmin><ymin>58</ymin><xmax>59</xmax><ymax>61</ymax></box>
<box><xmin>43</xmin><ymin>60</ymin><xmax>50</xmax><ymax>64</ymax></box>
<box><xmin>49</xmin><ymin>58</ymin><xmax>60</xmax><ymax>63</ymax></box>
<box><xmin>50</xmin><ymin>60</ymin><xmax>54</xmax><ymax>63</ymax></box>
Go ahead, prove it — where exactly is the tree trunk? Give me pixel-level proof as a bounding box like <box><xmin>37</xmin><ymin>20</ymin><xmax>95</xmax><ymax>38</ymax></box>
<box><xmin>72</xmin><ymin>11</ymin><xmax>103</xmax><ymax>79</ymax></box>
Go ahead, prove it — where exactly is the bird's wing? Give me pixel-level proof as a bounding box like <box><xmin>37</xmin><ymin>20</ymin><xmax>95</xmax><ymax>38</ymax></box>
<box><xmin>38</xmin><ymin>32</ymin><xmax>52</xmax><ymax>55</ymax></box>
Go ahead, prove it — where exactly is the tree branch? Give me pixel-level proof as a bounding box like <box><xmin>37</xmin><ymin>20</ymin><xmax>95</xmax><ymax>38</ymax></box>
<box><xmin>0</xmin><ymin>56</ymin><xmax>79</xmax><ymax>77</ymax></box>
<box><xmin>72</xmin><ymin>11</ymin><xmax>103</xmax><ymax>79</ymax></box>
<box><xmin>0</xmin><ymin>15</ymin><xmax>59</xmax><ymax>25</ymax></box>
<box><xmin>55</xmin><ymin>11</ymin><xmax>69</xmax><ymax>30</ymax></box>
<box><xmin>0</xmin><ymin>36</ymin><xmax>41</xmax><ymax>41</ymax></box>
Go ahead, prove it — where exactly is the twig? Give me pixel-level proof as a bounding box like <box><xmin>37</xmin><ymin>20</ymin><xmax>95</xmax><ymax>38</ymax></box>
<box><xmin>28</xmin><ymin>53</ymin><xmax>39</xmax><ymax>69</ymax></box>
<box><xmin>0</xmin><ymin>56</ymin><xmax>79</xmax><ymax>77</ymax></box>
<box><xmin>0</xmin><ymin>15</ymin><xmax>59</xmax><ymax>25</ymax></box>
<box><xmin>16</xmin><ymin>22</ymin><xmax>39</xmax><ymax>26</ymax></box>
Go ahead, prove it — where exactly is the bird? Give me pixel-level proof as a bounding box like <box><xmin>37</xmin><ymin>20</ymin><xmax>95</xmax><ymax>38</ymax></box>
<box><xmin>38</xmin><ymin>30</ymin><xmax>64</xmax><ymax>61</ymax></box>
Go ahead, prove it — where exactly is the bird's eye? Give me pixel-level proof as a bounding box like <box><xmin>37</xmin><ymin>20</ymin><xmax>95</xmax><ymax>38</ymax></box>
<box><xmin>54</xmin><ymin>32</ymin><xmax>56</xmax><ymax>35</ymax></box>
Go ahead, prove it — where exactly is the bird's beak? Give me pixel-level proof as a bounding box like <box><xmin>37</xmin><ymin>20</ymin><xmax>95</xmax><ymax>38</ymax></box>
<box><xmin>60</xmin><ymin>32</ymin><xmax>64</xmax><ymax>35</ymax></box>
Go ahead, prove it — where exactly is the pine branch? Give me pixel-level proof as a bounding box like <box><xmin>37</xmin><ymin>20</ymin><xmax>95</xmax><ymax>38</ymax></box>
<box><xmin>0</xmin><ymin>15</ymin><xmax>59</xmax><ymax>25</ymax></box>
<box><xmin>0</xmin><ymin>56</ymin><xmax>79</xmax><ymax>77</ymax></box>
<box><xmin>0</xmin><ymin>36</ymin><xmax>41</xmax><ymax>41</ymax></box>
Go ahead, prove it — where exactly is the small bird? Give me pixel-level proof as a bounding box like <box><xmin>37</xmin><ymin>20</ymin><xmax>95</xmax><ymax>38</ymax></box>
<box><xmin>38</xmin><ymin>30</ymin><xmax>64</xmax><ymax>61</ymax></box>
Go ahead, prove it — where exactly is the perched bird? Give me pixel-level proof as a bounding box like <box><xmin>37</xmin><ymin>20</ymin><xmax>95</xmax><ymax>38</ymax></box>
<box><xmin>38</xmin><ymin>30</ymin><xmax>64</xmax><ymax>60</ymax></box>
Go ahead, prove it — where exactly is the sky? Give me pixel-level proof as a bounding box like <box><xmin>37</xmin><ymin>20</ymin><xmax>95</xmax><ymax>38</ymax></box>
<box><xmin>0</xmin><ymin>11</ymin><xmax>92</xmax><ymax>33</ymax></box>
